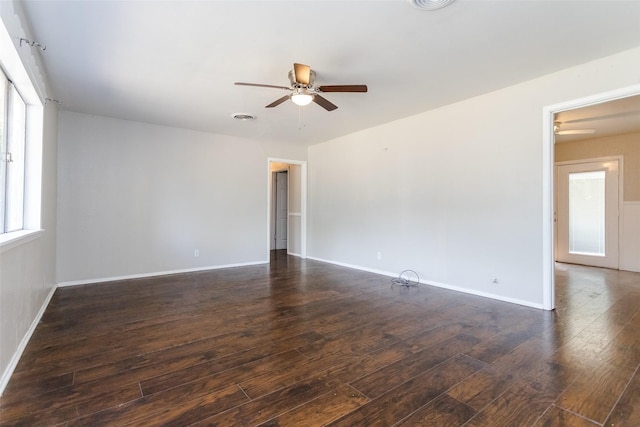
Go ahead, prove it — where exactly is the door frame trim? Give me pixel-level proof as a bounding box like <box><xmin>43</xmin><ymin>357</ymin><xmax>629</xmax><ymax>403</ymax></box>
<box><xmin>542</xmin><ymin>83</ymin><xmax>640</xmax><ymax>310</ymax></box>
<box><xmin>267</xmin><ymin>158</ymin><xmax>307</xmax><ymax>260</ymax></box>
<box><xmin>273</xmin><ymin>170</ymin><xmax>289</xmax><ymax>250</ymax></box>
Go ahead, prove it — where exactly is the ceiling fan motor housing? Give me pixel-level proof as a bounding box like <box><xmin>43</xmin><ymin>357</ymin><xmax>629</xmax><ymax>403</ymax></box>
<box><xmin>289</xmin><ymin>69</ymin><xmax>315</xmax><ymax>88</ymax></box>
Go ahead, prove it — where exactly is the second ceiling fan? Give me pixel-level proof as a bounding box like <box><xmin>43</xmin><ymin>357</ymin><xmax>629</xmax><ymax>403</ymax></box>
<box><xmin>235</xmin><ymin>63</ymin><xmax>367</xmax><ymax>111</ymax></box>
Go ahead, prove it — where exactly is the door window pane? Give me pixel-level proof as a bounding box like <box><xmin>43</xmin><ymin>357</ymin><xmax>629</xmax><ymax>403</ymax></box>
<box><xmin>569</xmin><ymin>171</ymin><xmax>605</xmax><ymax>256</ymax></box>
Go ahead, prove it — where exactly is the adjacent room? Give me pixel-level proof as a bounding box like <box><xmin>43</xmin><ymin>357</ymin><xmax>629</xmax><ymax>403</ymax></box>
<box><xmin>1</xmin><ymin>0</ymin><xmax>639</xmax><ymax>425</ymax></box>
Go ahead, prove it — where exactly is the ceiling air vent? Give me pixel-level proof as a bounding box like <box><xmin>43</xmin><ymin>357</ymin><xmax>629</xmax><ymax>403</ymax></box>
<box><xmin>232</xmin><ymin>113</ymin><xmax>256</xmax><ymax>121</ymax></box>
<box><xmin>410</xmin><ymin>0</ymin><xmax>456</xmax><ymax>10</ymax></box>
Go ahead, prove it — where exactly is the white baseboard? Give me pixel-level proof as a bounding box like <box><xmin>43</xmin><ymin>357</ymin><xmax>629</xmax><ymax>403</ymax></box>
<box><xmin>419</xmin><ymin>278</ymin><xmax>544</xmax><ymax>310</ymax></box>
<box><xmin>306</xmin><ymin>256</ymin><xmax>544</xmax><ymax>310</ymax></box>
<box><xmin>286</xmin><ymin>251</ymin><xmax>304</xmax><ymax>258</ymax></box>
<box><xmin>0</xmin><ymin>285</ymin><xmax>57</xmax><ymax>397</ymax></box>
<box><xmin>57</xmin><ymin>260</ymin><xmax>269</xmax><ymax>287</ymax></box>
<box><xmin>306</xmin><ymin>256</ymin><xmax>398</xmax><ymax>279</ymax></box>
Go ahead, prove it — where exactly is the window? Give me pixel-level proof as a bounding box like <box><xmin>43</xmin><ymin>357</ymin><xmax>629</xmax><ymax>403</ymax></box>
<box><xmin>568</xmin><ymin>170</ymin><xmax>606</xmax><ymax>256</ymax></box>
<box><xmin>0</xmin><ymin>20</ymin><xmax>44</xmax><ymax>247</ymax></box>
<box><xmin>1</xmin><ymin>68</ymin><xmax>27</xmax><ymax>233</ymax></box>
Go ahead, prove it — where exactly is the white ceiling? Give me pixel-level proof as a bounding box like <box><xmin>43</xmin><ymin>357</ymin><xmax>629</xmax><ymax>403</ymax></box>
<box><xmin>19</xmin><ymin>0</ymin><xmax>640</xmax><ymax>145</ymax></box>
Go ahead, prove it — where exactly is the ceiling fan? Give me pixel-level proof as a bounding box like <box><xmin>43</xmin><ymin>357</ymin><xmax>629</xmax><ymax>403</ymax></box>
<box><xmin>235</xmin><ymin>63</ymin><xmax>367</xmax><ymax>112</ymax></box>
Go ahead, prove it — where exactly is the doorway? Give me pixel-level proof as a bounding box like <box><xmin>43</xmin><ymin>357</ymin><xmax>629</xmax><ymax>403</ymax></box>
<box><xmin>555</xmin><ymin>158</ymin><xmax>620</xmax><ymax>269</ymax></box>
<box><xmin>274</xmin><ymin>171</ymin><xmax>288</xmax><ymax>250</ymax></box>
<box><xmin>267</xmin><ymin>158</ymin><xmax>307</xmax><ymax>260</ymax></box>
<box><xmin>542</xmin><ymin>83</ymin><xmax>640</xmax><ymax>310</ymax></box>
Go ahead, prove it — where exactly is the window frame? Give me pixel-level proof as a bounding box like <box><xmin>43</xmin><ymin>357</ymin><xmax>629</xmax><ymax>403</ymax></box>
<box><xmin>0</xmin><ymin>19</ymin><xmax>45</xmax><ymax>250</ymax></box>
<box><xmin>1</xmin><ymin>72</ymin><xmax>28</xmax><ymax>233</ymax></box>
<box><xmin>0</xmin><ymin>69</ymin><xmax>7</xmax><ymax>231</ymax></box>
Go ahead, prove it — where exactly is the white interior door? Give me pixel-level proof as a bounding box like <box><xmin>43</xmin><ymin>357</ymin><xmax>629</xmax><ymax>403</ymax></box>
<box><xmin>556</xmin><ymin>160</ymin><xmax>619</xmax><ymax>269</ymax></box>
<box><xmin>275</xmin><ymin>171</ymin><xmax>288</xmax><ymax>250</ymax></box>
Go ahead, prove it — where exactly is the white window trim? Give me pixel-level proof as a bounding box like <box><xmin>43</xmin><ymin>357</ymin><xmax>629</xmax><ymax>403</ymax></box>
<box><xmin>0</xmin><ymin>228</ymin><xmax>43</xmax><ymax>253</ymax></box>
<box><xmin>0</xmin><ymin>17</ymin><xmax>44</xmax><ymax>250</ymax></box>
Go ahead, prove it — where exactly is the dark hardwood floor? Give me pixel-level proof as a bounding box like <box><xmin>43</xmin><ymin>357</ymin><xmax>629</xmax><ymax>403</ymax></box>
<box><xmin>1</xmin><ymin>251</ymin><xmax>639</xmax><ymax>426</ymax></box>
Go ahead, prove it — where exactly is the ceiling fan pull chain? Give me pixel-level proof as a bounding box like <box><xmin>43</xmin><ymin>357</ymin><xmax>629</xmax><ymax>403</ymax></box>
<box><xmin>298</xmin><ymin>106</ymin><xmax>308</xmax><ymax>131</ymax></box>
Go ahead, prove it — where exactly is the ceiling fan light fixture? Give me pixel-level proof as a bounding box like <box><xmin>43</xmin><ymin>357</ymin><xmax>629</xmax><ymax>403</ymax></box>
<box><xmin>410</xmin><ymin>0</ymin><xmax>456</xmax><ymax>10</ymax></box>
<box><xmin>291</xmin><ymin>89</ymin><xmax>314</xmax><ymax>106</ymax></box>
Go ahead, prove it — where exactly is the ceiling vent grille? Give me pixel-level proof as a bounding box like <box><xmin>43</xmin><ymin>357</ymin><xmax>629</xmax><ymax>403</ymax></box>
<box><xmin>410</xmin><ymin>0</ymin><xmax>456</xmax><ymax>10</ymax></box>
<box><xmin>232</xmin><ymin>113</ymin><xmax>256</xmax><ymax>121</ymax></box>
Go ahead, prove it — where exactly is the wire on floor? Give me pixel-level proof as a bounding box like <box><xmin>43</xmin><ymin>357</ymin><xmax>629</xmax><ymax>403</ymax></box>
<box><xmin>391</xmin><ymin>270</ymin><xmax>420</xmax><ymax>288</ymax></box>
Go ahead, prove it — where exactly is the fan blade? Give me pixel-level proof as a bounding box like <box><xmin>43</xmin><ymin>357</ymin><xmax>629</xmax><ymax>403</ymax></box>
<box><xmin>555</xmin><ymin>129</ymin><xmax>596</xmax><ymax>135</ymax></box>
<box><xmin>293</xmin><ymin>63</ymin><xmax>311</xmax><ymax>85</ymax></box>
<box><xmin>235</xmin><ymin>82</ymin><xmax>290</xmax><ymax>90</ymax></box>
<box><xmin>265</xmin><ymin>95</ymin><xmax>290</xmax><ymax>108</ymax></box>
<box><xmin>313</xmin><ymin>95</ymin><xmax>338</xmax><ymax>111</ymax></box>
<box><xmin>318</xmin><ymin>85</ymin><xmax>368</xmax><ymax>93</ymax></box>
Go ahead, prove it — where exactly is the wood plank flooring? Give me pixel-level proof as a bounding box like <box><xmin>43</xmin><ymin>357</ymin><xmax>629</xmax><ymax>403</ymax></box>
<box><xmin>1</xmin><ymin>252</ymin><xmax>639</xmax><ymax>426</ymax></box>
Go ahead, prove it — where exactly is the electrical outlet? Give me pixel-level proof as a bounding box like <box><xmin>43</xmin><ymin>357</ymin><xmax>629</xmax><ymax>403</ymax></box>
<box><xmin>194</xmin><ymin>249</ymin><xmax>199</xmax><ymax>257</ymax></box>
<box><xmin>377</xmin><ymin>251</ymin><xmax>382</xmax><ymax>260</ymax></box>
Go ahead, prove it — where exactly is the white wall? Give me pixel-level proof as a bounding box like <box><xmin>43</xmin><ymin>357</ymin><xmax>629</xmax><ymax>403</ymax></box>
<box><xmin>288</xmin><ymin>164</ymin><xmax>302</xmax><ymax>257</ymax></box>
<box><xmin>621</xmin><ymin>202</ymin><xmax>640</xmax><ymax>272</ymax></box>
<box><xmin>57</xmin><ymin>112</ymin><xmax>306</xmax><ymax>284</ymax></box>
<box><xmin>308</xmin><ymin>47</ymin><xmax>640</xmax><ymax>308</ymax></box>
<box><xmin>0</xmin><ymin>2</ymin><xmax>58</xmax><ymax>393</ymax></box>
